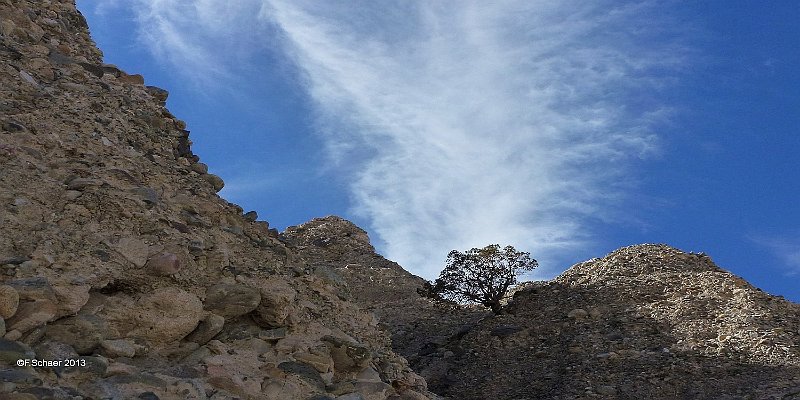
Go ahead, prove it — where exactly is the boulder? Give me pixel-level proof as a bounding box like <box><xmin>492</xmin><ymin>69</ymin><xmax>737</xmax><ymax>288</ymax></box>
<box><xmin>204</xmin><ymin>284</ymin><xmax>261</xmax><ymax>319</ymax></box>
<box><xmin>126</xmin><ymin>288</ymin><xmax>203</xmax><ymax>343</ymax></box>
<box><xmin>144</xmin><ymin>252</ymin><xmax>182</xmax><ymax>276</ymax></box>
<box><xmin>6</xmin><ymin>300</ymin><xmax>57</xmax><ymax>334</ymax></box>
<box><xmin>253</xmin><ymin>278</ymin><xmax>296</xmax><ymax>328</ymax></box>
<box><xmin>184</xmin><ymin>313</ymin><xmax>225</xmax><ymax>345</ymax></box>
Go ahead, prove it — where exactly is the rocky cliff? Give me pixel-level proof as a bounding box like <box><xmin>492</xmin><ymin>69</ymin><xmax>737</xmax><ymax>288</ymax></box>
<box><xmin>0</xmin><ymin>1</ymin><xmax>433</xmax><ymax>399</ymax></box>
<box><xmin>286</xmin><ymin>219</ymin><xmax>800</xmax><ymax>399</ymax></box>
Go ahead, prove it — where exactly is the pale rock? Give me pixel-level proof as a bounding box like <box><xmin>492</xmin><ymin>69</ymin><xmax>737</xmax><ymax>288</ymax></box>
<box><xmin>596</xmin><ymin>385</ymin><xmax>618</xmax><ymax>396</ymax></box>
<box><xmin>190</xmin><ymin>162</ymin><xmax>208</xmax><ymax>174</ymax></box>
<box><xmin>126</xmin><ymin>287</ymin><xmax>203</xmax><ymax>343</ymax></box>
<box><xmin>19</xmin><ymin>70</ymin><xmax>38</xmax><ymax>86</ymax></box>
<box><xmin>117</xmin><ymin>73</ymin><xmax>144</xmax><ymax>85</ymax></box>
<box><xmin>0</xmin><ymin>285</ymin><xmax>19</xmax><ymax>319</ymax></box>
<box><xmin>252</xmin><ymin>278</ymin><xmax>297</xmax><ymax>328</ymax></box>
<box><xmin>100</xmin><ymin>339</ymin><xmax>138</xmax><ymax>358</ymax></box>
<box><xmin>52</xmin><ymin>284</ymin><xmax>90</xmax><ymax>317</ymax></box>
<box><xmin>4</xmin><ymin>330</ymin><xmax>22</xmax><ymax>341</ymax></box>
<box><xmin>144</xmin><ymin>252</ymin><xmax>181</xmax><ymax>276</ymax></box>
<box><xmin>64</xmin><ymin>190</ymin><xmax>82</xmax><ymax>200</ymax></box>
<box><xmin>356</xmin><ymin>366</ymin><xmax>383</xmax><ymax>383</ymax></box>
<box><xmin>294</xmin><ymin>351</ymin><xmax>334</xmax><ymax>374</ymax></box>
<box><xmin>113</xmin><ymin>236</ymin><xmax>149</xmax><ymax>267</ymax></box>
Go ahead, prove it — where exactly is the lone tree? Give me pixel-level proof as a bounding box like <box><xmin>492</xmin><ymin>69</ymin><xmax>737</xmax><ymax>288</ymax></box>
<box><xmin>424</xmin><ymin>244</ymin><xmax>538</xmax><ymax>314</ymax></box>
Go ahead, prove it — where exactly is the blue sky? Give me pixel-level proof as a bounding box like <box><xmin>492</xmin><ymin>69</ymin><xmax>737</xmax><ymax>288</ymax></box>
<box><xmin>76</xmin><ymin>1</ymin><xmax>799</xmax><ymax>302</ymax></box>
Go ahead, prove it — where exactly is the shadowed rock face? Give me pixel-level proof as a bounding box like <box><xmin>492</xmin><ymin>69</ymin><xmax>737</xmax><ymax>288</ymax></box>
<box><xmin>286</xmin><ymin>221</ymin><xmax>800</xmax><ymax>400</ymax></box>
<box><xmin>0</xmin><ymin>2</ymin><xmax>434</xmax><ymax>399</ymax></box>
<box><xmin>419</xmin><ymin>244</ymin><xmax>799</xmax><ymax>399</ymax></box>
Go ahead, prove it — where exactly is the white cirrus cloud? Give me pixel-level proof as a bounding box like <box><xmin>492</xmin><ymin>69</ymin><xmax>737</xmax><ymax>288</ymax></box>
<box><xmin>86</xmin><ymin>0</ymin><xmax>690</xmax><ymax>279</ymax></box>
<box><xmin>749</xmin><ymin>234</ymin><xmax>800</xmax><ymax>276</ymax></box>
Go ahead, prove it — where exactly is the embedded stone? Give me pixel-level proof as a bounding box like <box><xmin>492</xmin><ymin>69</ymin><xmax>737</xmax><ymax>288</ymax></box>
<box><xmin>126</xmin><ymin>288</ymin><xmax>203</xmax><ymax>343</ymax></box>
<box><xmin>204</xmin><ymin>284</ymin><xmax>261</xmax><ymax>319</ymax></box>
<box><xmin>66</xmin><ymin>177</ymin><xmax>102</xmax><ymax>190</ymax></box>
<box><xmin>6</xmin><ymin>300</ymin><xmax>57</xmax><ymax>334</ymax></box>
<box><xmin>253</xmin><ymin>279</ymin><xmax>296</xmax><ymax>328</ymax></box>
<box><xmin>100</xmin><ymin>339</ymin><xmax>138</xmax><ymax>358</ymax></box>
<box><xmin>184</xmin><ymin>313</ymin><xmax>225</xmax><ymax>345</ymax></box>
<box><xmin>113</xmin><ymin>237</ymin><xmax>150</xmax><ymax>268</ymax></box>
<box><xmin>144</xmin><ymin>252</ymin><xmax>181</xmax><ymax>276</ymax></box>
<box><xmin>46</xmin><ymin>314</ymin><xmax>109</xmax><ymax>355</ymax></box>
<box><xmin>0</xmin><ymin>285</ymin><xmax>19</xmax><ymax>319</ymax></box>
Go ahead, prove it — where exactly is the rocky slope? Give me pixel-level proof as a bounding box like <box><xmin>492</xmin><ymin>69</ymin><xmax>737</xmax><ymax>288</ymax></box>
<box><xmin>0</xmin><ymin>1</ymin><xmax>433</xmax><ymax>399</ymax></box>
<box><xmin>3</xmin><ymin>2</ymin><xmax>799</xmax><ymax>400</ymax></box>
<box><xmin>282</xmin><ymin>217</ymin><xmax>486</xmax><ymax>364</ymax></box>
<box><xmin>286</xmin><ymin>218</ymin><xmax>800</xmax><ymax>399</ymax></box>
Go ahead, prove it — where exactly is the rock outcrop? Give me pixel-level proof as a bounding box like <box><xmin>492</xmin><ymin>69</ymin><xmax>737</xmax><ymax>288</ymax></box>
<box><xmin>0</xmin><ymin>1</ymin><xmax>433</xmax><ymax>398</ymax></box>
<box><xmin>317</xmin><ymin>238</ymin><xmax>800</xmax><ymax>399</ymax></box>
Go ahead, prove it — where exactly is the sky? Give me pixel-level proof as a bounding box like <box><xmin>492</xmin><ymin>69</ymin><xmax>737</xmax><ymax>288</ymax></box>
<box><xmin>76</xmin><ymin>1</ymin><xmax>799</xmax><ymax>302</ymax></box>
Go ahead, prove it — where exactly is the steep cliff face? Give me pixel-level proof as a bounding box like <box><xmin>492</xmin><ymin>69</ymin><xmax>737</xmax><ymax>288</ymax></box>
<box><xmin>0</xmin><ymin>1</ymin><xmax>433</xmax><ymax>399</ymax></box>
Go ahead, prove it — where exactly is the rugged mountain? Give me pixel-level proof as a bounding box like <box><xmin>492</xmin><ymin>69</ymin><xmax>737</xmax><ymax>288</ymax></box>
<box><xmin>0</xmin><ymin>1</ymin><xmax>433</xmax><ymax>399</ymax></box>
<box><xmin>285</xmin><ymin>219</ymin><xmax>800</xmax><ymax>399</ymax></box>
<box><xmin>3</xmin><ymin>1</ymin><xmax>799</xmax><ymax>400</ymax></box>
<box><xmin>282</xmin><ymin>217</ymin><xmax>485</xmax><ymax>364</ymax></box>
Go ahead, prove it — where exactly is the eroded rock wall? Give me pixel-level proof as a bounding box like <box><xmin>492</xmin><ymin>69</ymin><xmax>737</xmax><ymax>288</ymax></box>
<box><xmin>0</xmin><ymin>1</ymin><xmax>433</xmax><ymax>399</ymax></box>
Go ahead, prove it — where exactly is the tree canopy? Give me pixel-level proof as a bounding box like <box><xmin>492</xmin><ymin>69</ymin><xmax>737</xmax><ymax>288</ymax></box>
<box><xmin>424</xmin><ymin>244</ymin><xmax>537</xmax><ymax>314</ymax></box>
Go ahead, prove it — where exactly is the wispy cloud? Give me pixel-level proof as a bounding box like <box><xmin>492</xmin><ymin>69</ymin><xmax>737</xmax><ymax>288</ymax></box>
<box><xmin>86</xmin><ymin>0</ymin><xmax>273</xmax><ymax>88</ymax></box>
<box><xmin>750</xmin><ymin>234</ymin><xmax>800</xmax><ymax>275</ymax></box>
<box><xmin>91</xmin><ymin>0</ymin><xmax>689</xmax><ymax>278</ymax></box>
<box><xmin>259</xmin><ymin>1</ymin><xmax>686</xmax><ymax>277</ymax></box>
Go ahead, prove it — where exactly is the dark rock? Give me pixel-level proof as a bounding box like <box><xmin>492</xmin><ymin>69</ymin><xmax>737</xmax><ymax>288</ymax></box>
<box><xmin>7</xmin><ymin>277</ymin><xmax>53</xmax><ymax>301</ymax></box>
<box><xmin>66</xmin><ymin>177</ymin><xmax>102</xmax><ymax>190</ymax></box>
<box><xmin>0</xmin><ymin>256</ymin><xmax>30</xmax><ymax>265</ymax></box>
<box><xmin>258</xmin><ymin>327</ymin><xmax>287</xmax><ymax>342</ymax></box>
<box><xmin>490</xmin><ymin>325</ymin><xmax>523</xmax><ymax>338</ymax></box>
<box><xmin>78</xmin><ymin>62</ymin><xmax>104</xmax><ymax>78</ymax></box>
<box><xmin>0</xmin><ymin>368</ymin><xmax>42</xmax><ymax>385</ymax></box>
<box><xmin>48</xmin><ymin>50</ymin><xmax>74</xmax><ymax>65</ymax></box>
<box><xmin>278</xmin><ymin>361</ymin><xmax>325</xmax><ymax>389</ymax></box>
<box><xmin>243</xmin><ymin>211</ymin><xmax>258</xmax><ymax>222</ymax></box>
<box><xmin>2</xmin><ymin>121</ymin><xmax>26</xmax><ymax>132</ymax></box>
<box><xmin>0</xmin><ymin>339</ymin><xmax>35</xmax><ymax>364</ymax></box>
<box><xmin>145</xmin><ymin>86</ymin><xmax>169</xmax><ymax>103</ymax></box>
<box><xmin>131</xmin><ymin>187</ymin><xmax>159</xmax><ymax>205</ymax></box>
<box><xmin>46</xmin><ymin>314</ymin><xmax>108</xmax><ymax>355</ymax></box>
